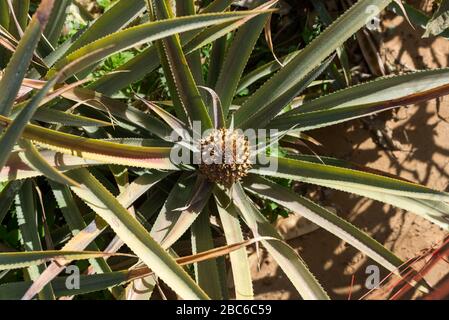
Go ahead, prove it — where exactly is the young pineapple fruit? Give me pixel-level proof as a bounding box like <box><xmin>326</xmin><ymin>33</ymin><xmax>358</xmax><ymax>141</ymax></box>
<box><xmin>199</xmin><ymin>128</ymin><xmax>252</xmax><ymax>187</ymax></box>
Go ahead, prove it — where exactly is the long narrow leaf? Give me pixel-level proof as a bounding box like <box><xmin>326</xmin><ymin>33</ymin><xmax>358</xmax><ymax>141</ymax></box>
<box><xmin>214</xmin><ymin>189</ymin><xmax>254</xmax><ymax>299</ymax></box>
<box><xmin>0</xmin><ymin>0</ymin><xmax>54</xmax><ymax>116</ymax></box>
<box><xmin>231</xmin><ymin>183</ymin><xmax>329</xmax><ymax>300</ymax></box>
<box><xmin>191</xmin><ymin>208</ymin><xmax>223</xmax><ymax>299</ymax></box>
<box><xmin>0</xmin><ymin>180</ymin><xmax>22</xmax><ymax>224</ymax></box>
<box><xmin>43</xmin><ymin>0</ymin><xmax>70</xmax><ymax>46</ymax></box>
<box><xmin>0</xmin><ymin>115</ymin><xmax>179</xmax><ymax>170</ymax></box>
<box><xmin>90</xmin><ymin>0</ymin><xmax>238</xmax><ymax>95</ymax></box>
<box><xmin>0</xmin><ymin>250</ymin><xmax>129</xmax><ymax>271</ymax></box>
<box><xmin>15</xmin><ymin>180</ymin><xmax>55</xmax><ymax>300</ymax></box>
<box><xmin>214</xmin><ymin>13</ymin><xmax>268</xmax><ymax>115</ymax></box>
<box><xmin>18</xmin><ymin>140</ymin><xmax>78</xmax><ymax>186</ymax></box>
<box><xmin>48</xmin><ymin>10</ymin><xmax>269</xmax><ymax>81</ymax></box>
<box><xmin>251</xmin><ymin>157</ymin><xmax>449</xmax><ymax>201</ymax></box>
<box><xmin>151</xmin><ymin>175</ymin><xmax>213</xmax><ymax>250</ymax></box>
<box><xmin>242</xmin><ymin>175</ymin><xmax>404</xmax><ymax>273</ymax></box>
<box><xmin>241</xmin><ymin>54</ymin><xmax>334</xmax><ymax>129</ymax></box>
<box><xmin>66</xmin><ymin>168</ymin><xmax>209</xmax><ymax>300</ymax></box>
<box><xmin>234</xmin><ymin>0</ymin><xmax>393</xmax><ymax>127</ymax></box>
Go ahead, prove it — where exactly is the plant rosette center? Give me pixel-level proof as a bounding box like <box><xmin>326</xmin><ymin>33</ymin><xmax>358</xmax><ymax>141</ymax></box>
<box><xmin>199</xmin><ymin>128</ymin><xmax>252</xmax><ymax>187</ymax></box>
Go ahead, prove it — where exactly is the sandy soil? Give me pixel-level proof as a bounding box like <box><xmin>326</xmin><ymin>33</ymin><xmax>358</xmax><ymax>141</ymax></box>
<box><xmin>248</xmin><ymin>0</ymin><xmax>449</xmax><ymax>300</ymax></box>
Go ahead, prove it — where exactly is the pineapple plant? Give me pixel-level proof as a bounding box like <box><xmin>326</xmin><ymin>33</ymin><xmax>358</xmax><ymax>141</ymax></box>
<box><xmin>0</xmin><ymin>0</ymin><xmax>449</xmax><ymax>300</ymax></box>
